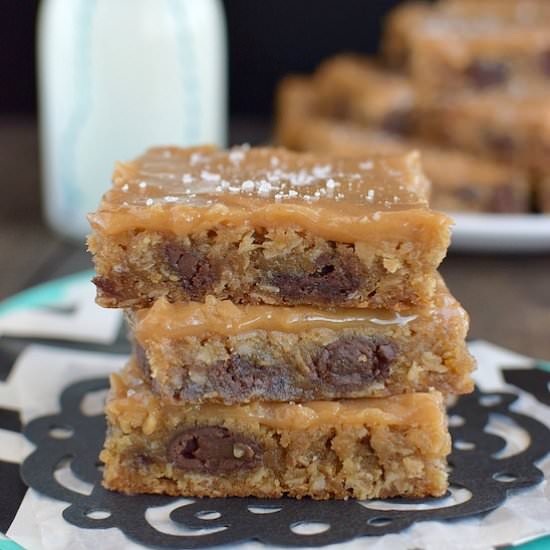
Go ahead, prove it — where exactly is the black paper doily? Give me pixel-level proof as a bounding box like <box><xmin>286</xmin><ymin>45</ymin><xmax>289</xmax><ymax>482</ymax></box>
<box><xmin>21</xmin><ymin>378</ymin><xmax>550</xmax><ymax>549</ymax></box>
<box><xmin>503</xmin><ymin>366</ymin><xmax>550</xmax><ymax>407</ymax></box>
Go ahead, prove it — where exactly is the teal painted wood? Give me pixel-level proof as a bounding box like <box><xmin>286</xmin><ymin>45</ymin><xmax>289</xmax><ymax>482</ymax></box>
<box><xmin>517</xmin><ymin>536</ymin><xmax>550</xmax><ymax>550</ymax></box>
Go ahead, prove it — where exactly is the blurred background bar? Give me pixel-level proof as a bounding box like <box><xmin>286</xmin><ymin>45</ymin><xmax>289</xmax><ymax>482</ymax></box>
<box><xmin>0</xmin><ymin>0</ymin><xmax>549</xmax><ymax>360</ymax></box>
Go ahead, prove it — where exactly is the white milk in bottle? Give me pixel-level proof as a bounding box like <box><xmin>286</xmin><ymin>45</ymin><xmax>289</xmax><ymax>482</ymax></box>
<box><xmin>37</xmin><ymin>0</ymin><xmax>227</xmax><ymax>240</ymax></box>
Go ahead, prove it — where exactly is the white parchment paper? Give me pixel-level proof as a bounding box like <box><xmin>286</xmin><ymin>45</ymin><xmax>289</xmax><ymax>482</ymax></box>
<box><xmin>6</xmin><ymin>341</ymin><xmax>550</xmax><ymax>550</ymax></box>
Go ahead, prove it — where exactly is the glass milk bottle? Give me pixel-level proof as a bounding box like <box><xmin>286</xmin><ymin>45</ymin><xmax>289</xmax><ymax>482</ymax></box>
<box><xmin>37</xmin><ymin>0</ymin><xmax>227</xmax><ymax>240</ymax></box>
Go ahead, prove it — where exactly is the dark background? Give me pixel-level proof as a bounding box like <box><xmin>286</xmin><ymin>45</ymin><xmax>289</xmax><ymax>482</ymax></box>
<box><xmin>1</xmin><ymin>0</ymin><xmax>403</xmax><ymax>117</ymax></box>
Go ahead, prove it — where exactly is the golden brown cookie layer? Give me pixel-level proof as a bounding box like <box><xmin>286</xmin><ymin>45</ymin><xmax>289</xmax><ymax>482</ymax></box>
<box><xmin>88</xmin><ymin>146</ymin><xmax>451</xmax><ymax>309</ymax></box>
<box><xmin>129</xmin><ymin>277</ymin><xmax>474</xmax><ymax>405</ymax></box>
<box><xmin>101</xmin><ymin>359</ymin><xmax>451</xmax><ymax>499</ymax></box>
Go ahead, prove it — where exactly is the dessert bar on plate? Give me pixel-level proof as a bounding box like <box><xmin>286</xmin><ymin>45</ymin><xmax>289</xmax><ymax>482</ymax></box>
<box><xmin>314</xmin><ymin>55</ymin><xmax>417</xmax><ymax>135</ymax></box>
<box><xmin>419</xmin><ymin>91</ymin><xmax>550</xmax><ymax>174</ymax></box>
<box><xmin>276</xmin><ymin>77</ymin><xmax>530</xmax><ymax>213</ymax></box>
<box><xmin>88</xmin><ymin>146</ymin><xmax>451</xmax><ymax>310</ymax></box>
<box><xmin>383</xmin><ymin>1</ymin><xmax>550</xmax><ymax>100</ymax></box>
<box><xmin>129</xmin><ymin>277</ymin><xmax>474</xmax><ymax>405</ymax></box>
<box><xmin>101</xmin><ymin>358</ymin><xmax>451</xmax><ymax>500</ymax></box>
<box><xmin>410</xmin><ymin>19</ymin><xmax>550</xmax><ymax>101</ymax></box>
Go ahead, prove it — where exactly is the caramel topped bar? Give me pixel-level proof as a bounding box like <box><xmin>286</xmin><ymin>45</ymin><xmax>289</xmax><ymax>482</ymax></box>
<box><xmin>410</xmin><ymin>18</ymin><xmax>550</xmax><ymax>101</ymax></box>
<box><xmin>129</xmin><ymin>277</ymin><xmax>474</xmax><ymax>405</ymax></box>
<box><xmin>419</xmin><ymin>91</ymin><xmax>550</xmax><ymax>174</ymax></box>
<box><xmin>386</xmin><ymin>3</ymin><xmax>550</xmax><ymax>100</ymax></box>
<box><xmin>101</xmin><ymin>358</ymin><xmax>450</xmax><ymax>499</ymax></box>
<box><xmin>90</xmin><ymin>145</ymin><xmax>431</xmax><ymax>240</ymax></box>
<box><xmin>88</xmin><ymin>146</ymin><xmax>451</xmax><ymax>310</ymax></box>
<box><xmin>384</xmin><ymin>1</ymin><xmax>550</xmax><ymax>99</ymax></box>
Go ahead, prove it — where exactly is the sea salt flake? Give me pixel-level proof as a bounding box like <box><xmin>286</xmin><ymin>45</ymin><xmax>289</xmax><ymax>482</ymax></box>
<box><xmin>201</xmin><ymin>170</ymin><xmax>221</xmax><ymax>182</ymax></box>
<box><xmin>267</xmin><ymin>170</ymin><xmax>283</xmax><ymax>183</ymax></box>
<box><xmin>229</xmin><ymin>149</ymin><xmax>246</xmax><ymax>164</ymax></box>
<box><xmin>241</xmin><ymin>180</ymin><xmax>255</xmax><ymax>192</ymax></box>
<box><xmin>312</xmin><ymin>164</ymin><xmax>331</xmax><ymax>178</ymax></box>
<box><xmin>190</xmin><ymin>153</ymin><xmax>204</xmax><ymax>166</ymax></box>
<box><xmin>145</xmin><ymin>198</ymin><xmax>154</xmax><ymax>206</ymax></box>
<box><xmin>257</xmin><ymin>181</ymin><xmax>272</xmax><ymax>196</ymax></box>
<box><xmin>366</xmin><ymin>189</ymin><xmax>375</xmax><ymax>202</ymax></box>
<box><xmin>163</xmin><ymin>195</ymin><xmax>178</xmax><ymax>203</ymax></box>
<box><xmin>121</xmin><ymin>184</ymin><xmax>129</xmax><ymax>192</ymax></box>
<box><xmin>139</xmin><ymin>181</ymin><xmax>147</xmax><ymax>189</ymax></box>
<box><xmin>326</xmin><ymin>178</ymin><xmax>339</xmax><ymax>189</ymax></box>
<box><xmin>360</xmin><ymin>161</ymin><xmax>373</xmax><ymax>170</ymax></box>
<box><xmin>182</xmin><ymin>174</ymin><xmax>193</xmax><ymax>184</ymax></box>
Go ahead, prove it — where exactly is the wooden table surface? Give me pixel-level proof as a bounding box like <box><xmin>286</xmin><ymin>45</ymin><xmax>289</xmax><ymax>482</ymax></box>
<box><xmin>1</xmin><ymin>117</ymin><xmax>549</xmax><ymax>361</ymax></box>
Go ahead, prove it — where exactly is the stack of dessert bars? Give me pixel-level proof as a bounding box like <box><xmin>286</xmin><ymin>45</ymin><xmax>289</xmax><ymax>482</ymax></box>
<box><xmin>88</xmin><ymin>144</ymin><xmax>475</xmax><ymax>500</ymax></box>
<box><xmin>276</xmin><ymin>0</ymin><xmax>550</xmax><ymax>214</ymax></box>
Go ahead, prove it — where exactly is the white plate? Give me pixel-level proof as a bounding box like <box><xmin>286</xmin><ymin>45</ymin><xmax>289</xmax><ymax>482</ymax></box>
<box><xmin>449</xmin><ymin>213</ymin><xmax>550</xmax><ymax>252</ymax></box>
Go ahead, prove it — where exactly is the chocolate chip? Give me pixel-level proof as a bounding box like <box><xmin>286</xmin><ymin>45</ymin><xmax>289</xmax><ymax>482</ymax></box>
<box><xmin>466</xmin><ymin>60</ymin><xmax>509</xmax><ymax>89</ymax></box>
<box><xmin>168</xmin><ymin>427</ymin><xmax>262</xmax><ymax>473</ymax></box>
<box><xmin>175</xmin><ymin>336</ymin><xmax>396</xmax><ymax>403</ymax></box>
<box><xmin>380</xmin><ymin>109</ymin><xmax>414</xmax><ymax>135</ymax></box>
<box><xmin>270</xmin><ymin>251</ymin><xmax>362</xmax><ymax>304</ymax></box>
<box><xmin>485</xmin><ymin>133</ymin><xmax>516</xmax><ymax>155</ymax></box>
<box><xmin>314</xmin><ymin>336</ymin><xmax>396</xmax><ymax>390</ymax></box>
<box><xmin>173</xmin><ymin>355</ymin><xmax>294</xmax><ymax>404</ymax></box>
<box><xmin>165</xmin><ymin>244</ymin><xmax>218</xmax><ymax>299</ymax></box>
<box><xmin>488</xmin><ymin>184</ymin><xmax>524</xmax><ymax>213</ymax></box>
<box><xmin>92</xmin><ymin>276</ymin><xmax>120</xmax><ymax>298</ymax></box>
<box><xmin>213</xmin><ymin>355</ymin><xmax>293</xmax><ymax>399</ymax></box>
<box><xmin>327</xmin><ymin>96</ymin><xmax>351</xmax><ymax>120</ymax></box>
<box><xmin>540</xmin><ymin>49</ymin><xmax>550</xmax><ymax>77</ymax></box>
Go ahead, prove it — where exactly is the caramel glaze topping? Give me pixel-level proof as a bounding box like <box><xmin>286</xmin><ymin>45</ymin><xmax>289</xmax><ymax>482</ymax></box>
<box><xmin>132</xmin><ymin>277</ymin><xmax>467</xmax><ymax>342</ymax></box>
<box><xmin>89</xmin><ymin>145</ymin><xmax>451</xmax><ymax>243</ymax></box>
